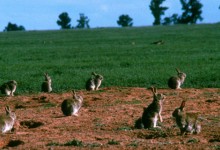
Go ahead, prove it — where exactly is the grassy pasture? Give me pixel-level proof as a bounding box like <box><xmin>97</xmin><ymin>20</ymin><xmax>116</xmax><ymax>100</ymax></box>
<box><xmin>0</xmin><ymin>24</ymin><xmax>219</xmax><ymax>94</ymax></box>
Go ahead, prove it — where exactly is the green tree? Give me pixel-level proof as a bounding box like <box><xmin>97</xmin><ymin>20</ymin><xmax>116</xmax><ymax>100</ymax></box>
<box><xmin>117</xmin><ymin>14</ymin><xmax>133</xmax><ymax>27</ymax></box>
<box><xmin>163</xmin><ymin>0</ymin><xmax>203</xmax><ymax>25</ymax></box>
<box><xmin>178</xmin><ymin>0</ymin><xmax>203</xmax><ymax>24</ymax></box>
<box><xmin>57</xmin><ymin>12</ymin><xmax>71</xmax><ymax>29</ymax></box>
<box><xmin>75</xmin><ymin>13</ymin><xmax>90</xmax><ymax>29</ymax></box>
<box><xmin>149</xmin><ymin>0</ymin><xmax>168</xmax><ymax>25</ymax></box>
<box><xmin>162</xmin><ymin>14</ymin><xmax>178</xmax><ymax>25</ymax></box>
<box><xmin>4</xmin><ymin>22</ymin><xmax>25</xmax><ymax>32</ymax></box>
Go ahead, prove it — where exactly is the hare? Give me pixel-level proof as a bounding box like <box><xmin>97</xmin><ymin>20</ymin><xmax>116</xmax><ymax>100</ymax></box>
<box><xmin>86</xmin><ymin>72</ymin><xmax>103</xmax><ymax>91</ymax></box>
<box><xmin>61</xmin><ymin>90</ymin><xmax>83</xmax><ymax>116</ymax></box>
<box><xmin>135</xmin><ymin>87</ymin><xmax>165</xmax><ymax>129</ymax></box>
<box><xmin>0</xmin><ymin>80</ymin><xmax>17</xmax><ymax>96</ymax></box>
<box><xmin>0</xmin><ymin>106</ymin><xmax>16</xmax><ymax>133</ymax></box>
<box><xmin>41</xmin><ymin>73</ymin><xmax>52</xmax><ymax>92</ymax></box>
<box><xmin>151</xmin><ymin>40</ymin><xmax>164</xmax><ymax>45</ymax></box>
<box><xmin>168</xmin><ymin>68</ymin><xmax>186</xmax><ymax>89</ymax></box>
<box><xmin>172</xmin><ymin>100</ymin><xmax>201</xmax><ymax>135</ymax></box>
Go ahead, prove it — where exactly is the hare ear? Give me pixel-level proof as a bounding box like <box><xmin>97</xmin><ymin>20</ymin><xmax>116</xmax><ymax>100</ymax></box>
<box><xmin>92</xmin><ymin>72</ymin><xmax>96</xmax><ymax>76</ymax></box>
<box><xmin>180</xmin><ymin>100</ymin><xmax>186</xmax><ymax>110</ymax></box>
<box><xmin>72</xmin><ymin>90</ymin><xmax>76</xmax><ymax>94</ymax></box>
<box><xmin>44</xmin><ymin>73</ymin><xmax>48</xmax><ymax>76</ymax></box>
<box><xmin>72</xmin><ymin>90</ymin><xmax>77</xmax><ymax>97</ymax></box>
<box><xmin>5</xmin><ymin>106</ymin><xmax>10</xmax><ymax>114</ymax></box>
<box><xmin>176</xmin><ymin>68</ymin><xmax>181</xmax><ymax>73</ymax></box>
<box><xmin>150</xmin><ymin>86</ymin><xmax>155</xmax><ymax>94</ymax></box>
<box><xmin>150</xmin><ymin>86</ymin><xmax>157</xmax><ymax>94</ymax></box>
<box><xmin>154</xmin><ymin>87</ymin><xmax>158</xmax><ymax>94</ymax></box>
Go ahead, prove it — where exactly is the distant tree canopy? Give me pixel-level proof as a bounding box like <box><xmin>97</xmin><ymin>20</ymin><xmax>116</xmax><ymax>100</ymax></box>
<box><xmin>57</xmin><ymin>12</ymin><xmax>71</xmax><ymax>29</ymax></box>
<box><xmin>149</xmin><ymin>0</ymin><xmax>168</xmax><ymax>25</ymax></box>
<box><xmin>163</xmin><ymin>0</ymin><xmax>203</xmax><ymax>25</ymax></box>
<box><xmin>75</xmin><ymin>13</ymin><xmax>90</xmax><ymax>29</ymax></box>
<box><xmin>178</xmin><ymin>0</ymin><xmax>203</xmax><ymax>24</ymax></box>
<box><xmin>162</xmin><ymin>14</ymin><xmax>179</xmax><ymax>25</ymax></box>
<box><xmin>117</xmin><ymin>14</ymin><xmax>133</xmax><ymax>27</ymax></box>
<box><xmin>4</xmin><ymin>22</ymin><xmax>25</xmax><ymax>32</ymax></box>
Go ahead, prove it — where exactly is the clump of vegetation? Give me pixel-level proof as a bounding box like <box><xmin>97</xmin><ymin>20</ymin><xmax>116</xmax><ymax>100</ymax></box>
<box><xmin>6</xmin><ymin>140</ymin><xmax>24</xmax><ymax>147</ymax></box>
<box><xmin>46</xmin><ymin>139</ymin><xmax>84</xmax><ymax>147</ymax></box>
<box><xmin>187</xmin><ymin>138</ymin><xmax>200</xmax><ymax>143</ymax></box>
<box><xmin>127</xmin><ymin>141</ymin><xmax>139</xmax><ymax>147</ymax></box>
<box><xmin>20</xmin><ymin>120</ymin><xmax>44</xmax><ymax>129</ymax></box>
<box><xmin>87</xmin><ymin>142</ymin><xmax>102</xmax><ymax>148</ymax></box>
<box><xmin>63</xmin><ymin>139</ymin><xmax>84</xmax><ymax>147</ymax></box>
<box><xmin>212</xmin><ymin>145</ymin><xmax>220</xmax><ymax>150</ymax></box>
<box><xmin>43</xmin><ymin>102</ymin><xmax>56</xmax><ymax>108</ymax></box>
<box><xmin>107</xmin><ymin>139</ymin><xmax>120</xmax><ymax>145</ymax></box>
<box><xmin>209</xmin><ymin>135</ymin><xmax>220</xmax><ymax>143</ymax></box>
<box><xmin>46</xmin><ymin>142</ymin><xmax>60</xmax><ymax>146</ymax></box>
<box><xmin>117</xmin><ymin>126</ymin><xmax>132</xmax><ymax>131</ymax></box>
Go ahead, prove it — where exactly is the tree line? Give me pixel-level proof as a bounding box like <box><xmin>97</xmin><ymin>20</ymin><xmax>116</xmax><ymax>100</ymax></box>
<box><xmin>3</xmin><ymin>0</ymin><xmax>218</xmax><ymax>31</ymax></box>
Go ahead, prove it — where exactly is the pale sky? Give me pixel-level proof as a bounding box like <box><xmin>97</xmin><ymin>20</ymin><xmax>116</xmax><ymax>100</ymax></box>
<box><xmin>0</xmin><ymin>0</ymin><xmax>219</xmax><ymax>31</ymax></box>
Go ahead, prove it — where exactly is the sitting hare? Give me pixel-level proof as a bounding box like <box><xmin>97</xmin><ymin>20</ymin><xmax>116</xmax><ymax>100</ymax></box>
<box><xmin>61</xmin><ymin>90</ymin><xmax>83</xmax><ymax>116</ymax></box>
<box><xmin>135</xmin><ymin>87</ymin><xmax>165</xmax><ymax>129</ymax></box>
<box><xmin>41</xmin><ymin>73</ymin><xmax>52</xmax><ymax>92</ymax></box>
<box><xmin>168</xmin><ymin>68</ymin><xmax>186</xmax><ymax>89</ymax></box>
<box><xmin>0</xmin><ymin>106</ymin><xmax>16</xmax><ymax>133</ymax></box>
<box><xmin>172</xmin><ymin>100</ymin><xmax>201</xmax><ymax>135</ymax></box>
<box><xmin>86</xmin><ymin>72</ymin><xmax>103</xmax><ymax>91</ymax></box>
<box><xmin>151</xmin><ymin>40</ymin><xmax>164</xmax><ymax>45</ymax></box>
<box><xmin>0</xmin><ymin>80</ymin><xmax>17</xmax><ymax>96</ymax></box>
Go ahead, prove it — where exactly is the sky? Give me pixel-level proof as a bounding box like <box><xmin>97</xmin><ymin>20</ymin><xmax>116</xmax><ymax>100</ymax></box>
<box><xmin>0</xmin><ymin>0</ymin><xmax>219</xmax><ymax>31</ymax></box>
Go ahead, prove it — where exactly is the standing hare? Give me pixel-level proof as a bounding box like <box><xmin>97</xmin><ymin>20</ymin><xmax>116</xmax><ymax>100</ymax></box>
<box><xmin>0</xmin><ymin>106</ymin><xmax>16</xmax><ymax>133</ymax></box>
<box><xmin>168</xmin><ymin>68</ymin><xmax>186</xmax><ymax>89</ymax></box>
<box><xmin>61</xmin><ymin>90</ymin><xmax>83</xmax><ymax>116</ymax></box>
<box><xmin>172</xmin><ymin>100</ymin><xmax>201</xmax><ymax>135</ymax></box>
<box><xmin>135</xmin><ymin>87</ymin><xmax>165</xmax><ymax>129</ymax></box>
<box><xmin>86</xmin><ymin>72</ymin><xmax>103</xmax><ymax>91</ymax></box>
<box><xmin>0</xmin><ymin>80</ymin><xmax>17</xmax><ymax>96</ymax></box>
<box><xmin>41</xmin><ymin>73</ymin><xmax>52</xmax><ymax>92</ymax></box>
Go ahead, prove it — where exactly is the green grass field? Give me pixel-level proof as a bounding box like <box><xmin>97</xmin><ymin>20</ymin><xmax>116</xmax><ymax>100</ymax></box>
<box><xmin>0</xmin><ymin>24</ymin><xmax>219</xmax><ymax>94</ymax></box>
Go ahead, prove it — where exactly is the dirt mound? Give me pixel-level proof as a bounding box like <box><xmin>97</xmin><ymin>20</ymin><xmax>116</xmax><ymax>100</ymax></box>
<box><xmin>0</xmin><ymin>87</ymin><xmax>219</xmax><ymax>149</ymax></box>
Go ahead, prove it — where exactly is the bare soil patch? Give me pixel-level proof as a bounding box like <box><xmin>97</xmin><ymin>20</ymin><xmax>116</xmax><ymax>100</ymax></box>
<box><xmin>0</xmin><ymin>87</ymin><xmax>219</xmax><ymax>149</ymax></box>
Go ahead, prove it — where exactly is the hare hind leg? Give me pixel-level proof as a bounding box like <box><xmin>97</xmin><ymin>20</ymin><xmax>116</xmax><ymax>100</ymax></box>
<box><xmin>159</xmin><ymin>113</ymin><xmax>163</xmax><ymax>122</ymax></box>
<box><xmin>153</xmin><ymin>115</ymin><xmax>159</xmax><ymax>128</ymax></box>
